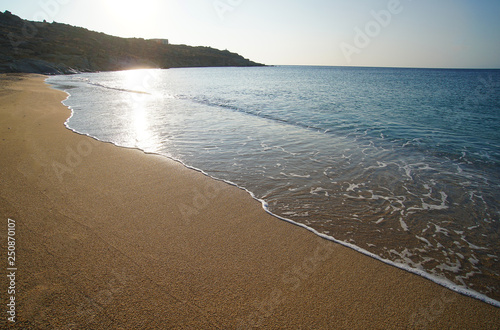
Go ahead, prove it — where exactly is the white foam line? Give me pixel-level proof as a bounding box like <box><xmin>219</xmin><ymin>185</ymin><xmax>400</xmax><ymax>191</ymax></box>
<box><xmin>188</xmin><ymin>171</ymin><xmax>500</xmax><ymax>308</ymax></box>
<box><xmin>46</xmin><ymin>77</ymin><xmax>500</xmax><ymax>309</ymax></box>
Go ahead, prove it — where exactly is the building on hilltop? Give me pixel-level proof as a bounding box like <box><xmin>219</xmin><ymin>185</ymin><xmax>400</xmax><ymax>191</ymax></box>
<box><xmin>149</xmin><ymin>39</ymin><xmax>169</xmax><ymax>45</ymax></box>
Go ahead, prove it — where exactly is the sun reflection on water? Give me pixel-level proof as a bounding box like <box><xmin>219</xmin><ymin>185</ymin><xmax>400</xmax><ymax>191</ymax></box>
<box><xmin>116</xmin><ymin>69</ymin><xmax>164</xmax><ymax>153</ymax></box>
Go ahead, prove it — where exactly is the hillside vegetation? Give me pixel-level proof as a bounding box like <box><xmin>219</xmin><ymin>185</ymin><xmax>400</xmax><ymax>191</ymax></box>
<box><xmin>0</xmin><ymin>11</ymin><xmax>264</xmax><ymax>74</ymax></box>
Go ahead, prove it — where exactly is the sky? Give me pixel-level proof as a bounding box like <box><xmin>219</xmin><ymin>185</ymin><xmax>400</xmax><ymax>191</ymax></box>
<box><xmin>1</xmin><ymin>0</ymin><xmax>500</xmax><ymax>68</ymax></box>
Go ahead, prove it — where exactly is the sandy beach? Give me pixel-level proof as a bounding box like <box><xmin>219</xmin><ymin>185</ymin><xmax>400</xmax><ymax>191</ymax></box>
<box><xmin>0</xmin><ymin>73</ymin><xmax>498</xmax><ymax>329</ymax></box>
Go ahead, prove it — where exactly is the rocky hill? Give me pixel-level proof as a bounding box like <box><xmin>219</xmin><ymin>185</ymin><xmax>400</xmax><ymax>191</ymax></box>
<box><xmin>0</xmin><ymin>10</ymin><xmax>264</xmax><ymax>74</ymax></box>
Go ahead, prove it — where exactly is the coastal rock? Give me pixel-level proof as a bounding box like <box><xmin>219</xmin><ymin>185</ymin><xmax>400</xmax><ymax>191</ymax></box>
<box><xmin>0</xmin><ymin>58</ymin><xmax>76</xmax><ymax>75</ymax></box>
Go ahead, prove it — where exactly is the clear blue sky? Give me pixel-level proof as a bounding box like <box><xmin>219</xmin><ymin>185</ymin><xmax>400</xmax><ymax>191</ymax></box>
<box><xmin>2</xmin><ymin>0</ymin><xmax>500</xmax><ymax>68</ymax></box>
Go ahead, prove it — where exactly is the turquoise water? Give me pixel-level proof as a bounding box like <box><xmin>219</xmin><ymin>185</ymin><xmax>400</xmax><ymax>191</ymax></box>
<box><xmin>48</xmin><ymin>66</ymin><xmax>500</xmax><ymax>305</ymax></box>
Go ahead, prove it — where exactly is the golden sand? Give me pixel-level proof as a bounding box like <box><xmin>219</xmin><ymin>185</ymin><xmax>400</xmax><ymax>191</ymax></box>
<box><xmin>0</xmin><ymin>73</ymin><xmax>498</xmax><ymax>329</ymax></box>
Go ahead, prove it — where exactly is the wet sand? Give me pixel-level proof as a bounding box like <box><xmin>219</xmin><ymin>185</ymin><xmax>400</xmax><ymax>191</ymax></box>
<box><xmin>0</xmin><ymin>73</ymin><xmax>498</xmax><ymax>329</ymax></box>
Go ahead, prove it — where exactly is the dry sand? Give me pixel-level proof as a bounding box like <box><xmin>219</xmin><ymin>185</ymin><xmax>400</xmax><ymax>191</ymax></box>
<box><xmin>0</xmin><ymin>73</ymin><xmax>498</xmax><ymax>329</ymax></box>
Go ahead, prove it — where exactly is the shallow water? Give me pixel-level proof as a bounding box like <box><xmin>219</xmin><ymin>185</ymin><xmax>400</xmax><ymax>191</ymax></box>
<box><xmin>48</xmin><ymin>66</ymin><xmax>500</xmax><ymax>304</ymax></box>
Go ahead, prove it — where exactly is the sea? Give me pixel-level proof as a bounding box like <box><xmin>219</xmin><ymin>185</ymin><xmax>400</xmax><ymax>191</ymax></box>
<box><xmin>47</xmin><ymin>66</ymin><xmax>500</xmax><ymax>306</ymax></box>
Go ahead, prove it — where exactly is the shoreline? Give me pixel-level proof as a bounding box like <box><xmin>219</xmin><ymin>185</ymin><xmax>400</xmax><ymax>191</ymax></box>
<box><xmin>1</xmin><ymin>73</ymin><xmax>499</xmax><ymax>328</ymax></box>
<box><xmin>51</xmin><ymin>72</ymin><xmax>500</xmax><ymax>309</ymax></box>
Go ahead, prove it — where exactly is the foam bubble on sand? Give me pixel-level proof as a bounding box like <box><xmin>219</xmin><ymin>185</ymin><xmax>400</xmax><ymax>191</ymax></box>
<box><xmin>400</xmin><ymin>218</ymin><xmax>409</xmax><ymax>231</ymax></box>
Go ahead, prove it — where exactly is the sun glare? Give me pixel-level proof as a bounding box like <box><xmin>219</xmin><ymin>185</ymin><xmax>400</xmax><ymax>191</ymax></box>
<box><xmin>105</xmin><ymin>0</ymin><xmax>148</xmax><ymax>21</ymax></box>
<box><xmin>104</xmin><ymin>0</ymin><xmax>165</xmax><ymax>37</ymax></box>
